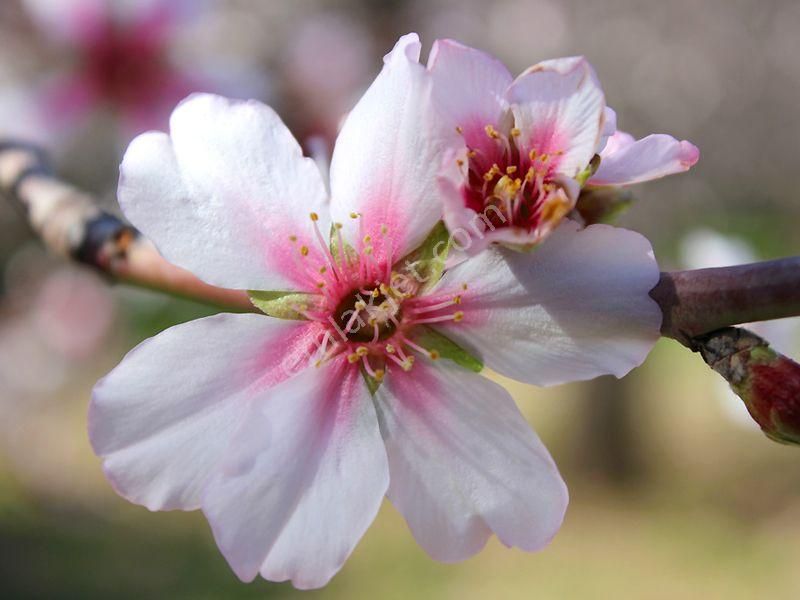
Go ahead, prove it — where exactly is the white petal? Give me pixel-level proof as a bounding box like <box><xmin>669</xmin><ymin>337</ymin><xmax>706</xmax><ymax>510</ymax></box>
<box><xmin>119</xmin><ymin>93</ymin><xmax>329</xmax><ymax>292</ymax></box>
<box><xmin>597</xmin><ymin>106</ymin><xmax>617</xmax><ymax>153</ymax></box>
<box><xmin>427</xmin><ymin>38</ymin><xmax>512</xmax><ymax>143</ymax></box>
<box><xmin>590</xmin><ymin>132</ymin><xmax>700</xmax><ymax>186</ymax></box>
<box><xmin>89</xmin><ymin>314</ymin><xmax>316</xmax><ymax>511</ymax></box>
<box><xmin>329</xmin><ymin>34</ymin><xmax>441</xmax><ymax>261</ymax></box>
<box><xmin>376</xmin><ymin>361</ymin><xmax>567</xmax><ymax>561</ymax></box>
<box><xmin>507</xmin><ymin>56</ymin><xmax>605</xmax><ymax>178</ymax></box>
<box><xmin>202</xmin><ymin>362</ymin><xmax>388</xmax><ymax>589</ymax></box>
<box><xmin>432</xmin><ymin>220</ymin><xmax>662</xmax><ymax>385</ymax></box>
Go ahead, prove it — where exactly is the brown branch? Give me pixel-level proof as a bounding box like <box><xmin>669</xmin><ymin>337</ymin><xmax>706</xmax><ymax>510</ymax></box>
<box><xmin>651</xmin><ymin>260</ymin><xmax>800</xmax><ymax>345</ymax></box>
<box><xmin>0</xmin><ymin>140</ymin><xmax>255</xmax><ymax>312</ymax></box>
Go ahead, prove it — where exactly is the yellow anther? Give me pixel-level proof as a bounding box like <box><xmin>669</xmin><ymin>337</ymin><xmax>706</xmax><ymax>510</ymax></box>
<box><xmin>354</xmin><ymin>300</ymin><xmax>367</xmax><ymax>310</ymax></box>
<box><xmin>356</xmin><ymin>346</ymin><xmax>369</xmax><ymax>357</ymax></box>
<box><xmin>483</xmin><ymin>171</ymin><xmax>495</xmax><ymax>182</ymax></box>
<box><xmin>467</xmin><ymin>150</ymin><xmax>477</xmax><ymax>158</ymax></box>
<box><xmin>373</xmin><ymin>369</ymin><xmax>385</xmax><ymax>382</ymax></box>
<box><xmin>456</xmin><ymin>158</ymin><xmax>465</xmax><ymax>167</ymax></box>
<box><xmin>540</xmin><ymin>153</ymin><xmax>550</xmax><ymax>163</ymax></box>
<box><xmin>485</xmin><ymin>124</ymin><xmax>499</xmax><ymax>139</ymax></box>
<box><xmin>453</xmin><ymin>311</ymin><xmax>464</xmax><ymax>322</ymax></box>
<box><xmin>347</xmin><ymin>353</ymin><xmax>359</xmax><ymax>364</ymax></box>
<box><xmin>364</xmin><ymin>246</ymin><xmax>373</xmax><ymax>255</ymax></box>
<box><xmin>319</xmin><ymin>266</ymin><xmax>327</xmax><ymax>274</ymax></box>
<box><xmin>461</xmin><ymin>283</ymin><xmax>468</xmax><ymax>290</ymax></box>
<box><xmin>506</xmin><ymin>165</ymin><xmax>518</xmax><ymax>174</ymax></box>
<box><xmin>300</xmin><ymin>245</ymin><xmax>309</xmax><ymax>256</ymax></box>
<box><xmin>350</xmin><ymin>212</ymin><xmax>359</xmax><ymax>219</ymax></box>
<box><xmin>316</xmin><ymin>281</ymin><xmax>325</xmax><ymax>289</ymax></box>
<box><xmin>371</xmin><ymin>288</ymin><xmax>380</xmax><ymax>298</ymax></box>
<box><xmin>529</xmin><ymin>149</ymin><xmax>538</xmax><ymax>161</ymax></box>
<box><xmin>363</xmin><ymin>235</ymin><xmax>372</xmax><ymax>243</ymax></box>
<box><xmin>429</xmin><ymin>350</ymin><xmax>441</xmax><ymax>360</ymax></box>
<box><xmin>510</xmin><ymin>127</ymin><xmax>521</xmax><ymax>137</ymax></box>
<box><xmin>310</xmin><ymin>212</ymin><xmax>319</xmax><ymax>221</ymax></box>
<box><xmin>401</xmin><ymin>357</ymin><xmax>415</xmax><ymax>372</ymax></box>
<box><xmin>453</xmin><ymin>295</ymin><xmax>462</xmax><ymax>305</ymax></box>
<box><xmin>289</xmin><ymin>235</ymin><xmax>297</xmax><ymax>242</ymax></box>
<box><xmin>380</xmin><ymin>224</ymin><xmax>389</xmax><ymax>235</ymax></box>
<box><xmin>526</xmin><ymin>166</ymin><xmax>536</xmax><ymax>182</ymax></box>
<box><xmin>455</xmin><ymin>125</ymin><xmax>463</xmax><ymax>134</ymax></box>
<box><xmin>385</xmin><ymin>344</ymin><xmax>396</xmax><ymax>354</ymax></box>
<box><xmin>334</xmin><ymin>222</ymin><xmax>343</xmax><ymax>229</ymax></box>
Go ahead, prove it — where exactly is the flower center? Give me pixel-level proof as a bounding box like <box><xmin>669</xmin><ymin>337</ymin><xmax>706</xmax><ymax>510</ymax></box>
<box><xmin>455</xmin><ymin>119</ymin><xmax>574</xmax><ymax>239</ymax></box>
<box><xmin>334</xmin><ymin>288</ymin><xmax>401</xmax><ymax>343</ymax></box>
<box><xmin>286</xmin><ymin>213</ymin><xmax>468</xmax><ymax>382</ymax></box>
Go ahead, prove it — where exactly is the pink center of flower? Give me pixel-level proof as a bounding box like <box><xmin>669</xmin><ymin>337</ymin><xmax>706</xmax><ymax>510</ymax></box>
<box><xmin>455</xmin><ymin>120</ymin><xmax>575</xmax><ymax>237</ymax></box>
<box><xmin>288</xmin><ymin>213</ymin><xmax>467</xmax><ymax>381</ymax></box>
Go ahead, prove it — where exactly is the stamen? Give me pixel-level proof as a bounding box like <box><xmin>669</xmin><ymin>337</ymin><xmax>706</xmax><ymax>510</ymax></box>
<box><xmin>334</xmin><ymin>222</ymin><xmax>347</xmax><ymax>272</ymax></box>
<box><xmin>361</xmin><ymin>355</ymin><xmax>378</xmax><ymax>378</ymax></box>
<box><xmin>411</xmin><ymin>297</ymin><xmax>459</xmax><ymax>315</ymax></box>
<box><xmin>387</xmin><ymin>353</ymin><xmax>414</xmax><ymax>371</ymax></box>
<box><xmin>309</xmin><ymin>214</ymin><xmax>341</xmax><ymax>281</ymax></box>
<box><xmin>407</xmin><ymin>312</ymin><xmax>463</xmax><ymax>325</ymax></box>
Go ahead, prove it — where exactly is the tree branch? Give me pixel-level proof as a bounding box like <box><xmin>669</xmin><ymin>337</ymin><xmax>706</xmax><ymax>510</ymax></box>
<box><xmin>651</xmin><ymin>260</ymin><xmax>800</xmax><ymax>345</ymax></box>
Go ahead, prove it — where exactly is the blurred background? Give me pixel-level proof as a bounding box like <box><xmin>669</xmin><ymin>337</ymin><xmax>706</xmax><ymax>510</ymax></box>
<box><xmin>1</xmin><ymin>0</ymin><xmax>800</xmax><ymax>597</ymax></box>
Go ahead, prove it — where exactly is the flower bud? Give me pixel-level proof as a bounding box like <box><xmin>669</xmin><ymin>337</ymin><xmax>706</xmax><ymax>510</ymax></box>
<box><xmin>696</xmin><ymin>328</ymin><xmax>800</xmax><ymax>445</ymax></box>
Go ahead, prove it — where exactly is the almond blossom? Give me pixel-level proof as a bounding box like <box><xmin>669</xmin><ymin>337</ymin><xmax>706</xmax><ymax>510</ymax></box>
<box><xmin>90</xmin><ymin>35</ymin><xmax>662</xmax><ymax>589</ymax></box>
<box><xmin>428</xmin><ymin>39</ymin><xmax>699</xmax><ymax>253</ymax></box>
<box><xmin>18</xmin><ymin>0</ymin><xmax>252</xmax><ymax>139</ymax></box>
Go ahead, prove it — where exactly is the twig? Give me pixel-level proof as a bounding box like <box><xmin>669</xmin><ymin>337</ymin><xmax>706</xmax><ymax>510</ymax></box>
<box><xmin>651</xmin><ymin>261</ymin><xmax>800</xmax><ymax>345</ymax></box>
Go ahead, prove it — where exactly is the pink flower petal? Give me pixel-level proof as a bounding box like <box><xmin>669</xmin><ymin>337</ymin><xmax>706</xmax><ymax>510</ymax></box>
<box><xmin>376</xmin><ymin>360</ymin><xmax>567</xmax><ymax>561</ymax></box>
<box><xmin>507</xmin><ymin>56</ymin><xmax>606</xmax><ymax>178</ymax></box>
<box><xmin>329</xmin><ymin>34</ymin><xmax>442</xmax><ymax>262</ymax></box>
<box><xmin>427</xmin><ymin>38</ymin><xmax>513</xmax><ymax>148</ymax></box>
<box><xmin>89</xmin><ymin>314</ymin><xmax>316</xmax><ymax>511</ymax></box>
<box><xmin>589</xmin><ymin>131</ymin><xmax>700</xmax><ymax>186</ymax></box>
<box><xmin>118</xmin><ymin>93</ymin><xmax>330</xmax><ymax>292</ymax></box>
<box><xmin>431</xmin><ymin>220</ymin><xmax>662</xmax><ymax>385</ymax></box>
<box><xmin>202</xmin><ymin>361</ymin><xmax>388</xmax><ymax>589</ymax></box>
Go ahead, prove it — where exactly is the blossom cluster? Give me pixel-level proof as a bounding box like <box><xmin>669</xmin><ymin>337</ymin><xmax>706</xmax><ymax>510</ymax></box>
<box><xmin>90</xmin><ymin>34</ymin><xmax>697</xmax><ymax>588</ymax></box>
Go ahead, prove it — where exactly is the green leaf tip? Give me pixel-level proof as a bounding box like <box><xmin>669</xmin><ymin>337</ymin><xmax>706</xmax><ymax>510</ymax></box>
<box><xmin>396</xmin><ymin>221</ymin><xmax>450</xmax><ymax>292</ymax></box>
<box><xmin>414</xmin><ymin>326</ymin><xmax>483</xmax><ymax>373</ymax></box>
<box><xmin>248</xmin><ymin>290</ymin><xmax>317</xmax><ymax>320</ymax></box>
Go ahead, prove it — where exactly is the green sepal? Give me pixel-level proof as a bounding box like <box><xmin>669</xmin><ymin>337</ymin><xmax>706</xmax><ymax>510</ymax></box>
<box><xmin>396</xmin><ymin>221</ymin><xmax>450</xmax><ymax>292</ymax></box>
<box><xmin>248</xmin><ymin>290</ymin><xmax>318</xmax><ymax>320</ymax></box>
<box><xmin>414</xmin><ymin>325</ymin><xmax>483</xmax><ymax>373</ymax></box>
<box><xmin>574</xmin><ymin>187</ymin><xmax>633</xmax><ymax>225</ymax></box>
<box><xmin>360</xmin><ymin>364</ymin><xmax>383</xmax><ymax>396</ymax></box>
<box><xmin>576</xmin><ymin>154</ymin><xmax>602</xmax><ymax>187</ymax></box>
<box><xmin>330</xmin><ymin>224</ymin><xmax>358</xmax><ymax>266</ymax></box>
